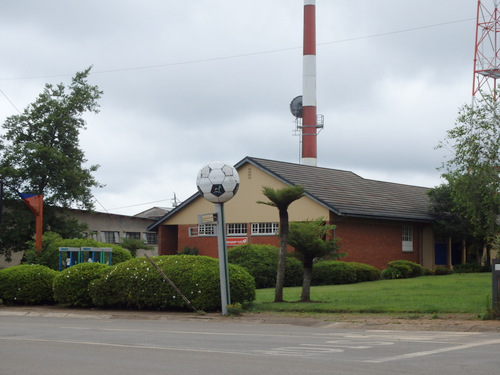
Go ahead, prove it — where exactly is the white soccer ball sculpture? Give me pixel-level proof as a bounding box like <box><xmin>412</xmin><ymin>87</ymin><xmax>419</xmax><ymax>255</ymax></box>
<box><xmin>196</xmin><ymin>161</ymin><xmax>240</xmax><ymax>203</ymax></box>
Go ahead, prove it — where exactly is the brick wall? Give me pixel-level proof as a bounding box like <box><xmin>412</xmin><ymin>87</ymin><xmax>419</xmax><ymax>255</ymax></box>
<box><xmin>176</xmin><ymin>224</ymin><xmax>218</xmax><ymax>257</ymax></box>
<box><xmin>162</xmin><ymin>219</ymin><xmax>421</xmax><ymax>270</ymax></box>
<box><xmin>334</xmin><ymin>218</ymin><xmax>420</xmax><ymax>270</ymax></box>
<box><xmin>176</xmin><ymin>224</ymin><xmax>286</xmax><ymax>258</ymax></box>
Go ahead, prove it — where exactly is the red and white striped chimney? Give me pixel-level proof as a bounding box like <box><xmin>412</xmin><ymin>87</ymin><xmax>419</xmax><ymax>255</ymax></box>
<box><xmin>302</xmin><ymin>0</ymin><xmax>317</xmax><ymax>166</ymax></box>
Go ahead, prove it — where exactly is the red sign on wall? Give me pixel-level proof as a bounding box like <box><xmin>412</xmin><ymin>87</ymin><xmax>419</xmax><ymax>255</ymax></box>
<box><xmin>227</xmin><ymin>237</ymin><xmax>248</xmax><ymax>247</ymax></box>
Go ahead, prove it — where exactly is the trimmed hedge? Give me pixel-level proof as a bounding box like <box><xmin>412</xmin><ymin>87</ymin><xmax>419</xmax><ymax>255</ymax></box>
<box><xmin>89</xmin><ymin>255</ymin><xmax>255</xmax><ymax>312</ymax></box>
<box><xmin>312</xmin><ymin>261</ymin><xmax>357</xmax><ymax>286</ymax></box>
<box><xmin>53</xmin><ymin>262</ymin><xmax>111</xmax><ymax>307</ymax></box>
<box><xmin>434</xmin><ymin>266</ymin><xmax>453</xmax><ymax>275</ymax></box>
<box><xmin>347</xmin><ymin>262</ymin><xmax>380</xmax><ymax>282</ymax></box>
<box><xmin>0</xmin><ymin>264</ymin><xmax>58</xmax><ymax>305</ymax></box>
<box><xmin>228</xmin><ymin>244</ymin><xmax>303</xmax><ymax>288</ymax></box>
<box><xmin>387</xmin><ymin>260</ymin><xmax>424</xmax><ymax>278</ymax></box>
<box><xmin>381</xmin><ymin>267</ymin><xmax>402</xmax><ymax>279</ymax></box>
<box><xmin>423</xmin><ymin>268</ymin><xmax>435</xmax><ymax>276</ymax></box>
<box><xmin>453</xmin><ymin>262</ymin><xmax>484</xmax><ymax>273</ymax></box>
<box><xmin>108</xmin><ymin>246</ymin><xmax>133</xmax><ymax>264</ymax></box>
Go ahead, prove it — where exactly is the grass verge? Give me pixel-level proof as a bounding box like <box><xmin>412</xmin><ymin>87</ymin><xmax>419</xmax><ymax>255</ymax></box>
<box><xmin>250</xmin><ymin>273</ymin><xmax>492</xmax><ymax>315</ymax></box>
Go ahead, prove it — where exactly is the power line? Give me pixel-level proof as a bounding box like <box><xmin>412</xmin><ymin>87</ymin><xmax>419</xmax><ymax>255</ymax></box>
<box><xmin>318</xmin><ymin>18</ymin><xmax>475</xmax><ymax>45</ymax></box>
<box><xmin>92</xmin><ymin>194</ymin><xmax>110</xmax><ymax>214</ymax></box>
<box><xmin>0</xmin><ymin>17</ymin><xmax>474</xmax><ymax>82</ymax></box>
<box><xmin>102</xmin><ymin>198</ymin><xmax>173</xmax><ymax>212</ymax></box>
<box><xmin>0</xmin><ymin>87</ymin><xmax>22</xmax><ymax>114</ymax></box>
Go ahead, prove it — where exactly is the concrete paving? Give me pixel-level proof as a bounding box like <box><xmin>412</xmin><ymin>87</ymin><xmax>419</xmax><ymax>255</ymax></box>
<box><xmin>1</xmin><ymin>309</ymin><xmax>499</xmax><ymax>375</ymax></box>
<box><xmin>1</xmin><ymin>305</ymin><xmax>499</xmax><ymax>332</ymax></box>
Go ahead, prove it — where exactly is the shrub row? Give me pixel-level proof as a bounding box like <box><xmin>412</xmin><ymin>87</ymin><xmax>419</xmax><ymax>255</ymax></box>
<box><xmin>425</xmin><ymin>263</ymin><xmax>491</xmax><ymax>276</ymax></box>
<box><xmin>312</xmin><ymin>261</ymin><xmax>380</xmax><ymax>285</ymax></box>
<box><xmin>228</xmin><ymin>244</ymin><xmax>303</xmax><ymax>288</ymax></box>
<box><xmin>228</xmin><ymin>244</ymin><xmax>381</xmax><ymax>287</ymax></box>
<box><xmin>309</xmin><ymin>260</ymin><xmax>425</xmax><ymax>283</ymax></box>
<box><xmin>312</xmin><ymin>261</ymin><xmax>357</xmax><ymax>285</ymax></box>
<box><xmin>453</xmin><ymin>262</ymin><xmax>491</xmax><ymax>273</ymax></box>
<box><xmin>53</xmin><ymin>263</ymin><xmax>110</xmax><ymax>307</ymax></box>
<box><xmin>0</xmin><ymin>265</ymin><xmax>58</xmax><ymax>305</ymax></box>
<box><xmin>0</xmin><ymin>255</ymin><xmax>256</xmax><ymax>312</ymax></box>
<box><xmin>381</xmin><ymin>260</ymin><xmax>424</xmax><ymax>279</ymax></box>
<box><xmin>381</xmin><ymin>261</ymin><xmax>492</xmax><ymax>278</ymax></box>
<box><xmin>90</xmin><ymin>256</ymin><xmax>255</xmax><ymax>311</ymax></box>
<box><xmin>433</xmin><ymin>266</ymin><xmax>453</xmax><ymax>276</ymax></box>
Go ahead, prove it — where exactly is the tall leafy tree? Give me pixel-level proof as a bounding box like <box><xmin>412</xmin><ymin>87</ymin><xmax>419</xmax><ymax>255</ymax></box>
<box><xmin>0</xmin><ymin>67</ymin><xmax>102</xmax><ymax>258</ymax></box>
<box><xmin>0</xmin><ymin>67</ymin><xmax>103</xmax><ymax>207</ymax></box>
<box><xmin>435</xmin><ymin>91</ymin><xmax>500</xmax><ymax>263</ymax></box>
<box><xmin>257</xmin><ymin>185</ymin><xmax>304</xmax><ymax>302</ymax></box>
<box><xmin>427</xmin><ymin>183</ymin><xmax>473</xmax><ymax>243</ymax></box>
<box><xmin>287</xmin><ymin>218</ymin><xmax>340</xmax><ymax>302</ymax></box>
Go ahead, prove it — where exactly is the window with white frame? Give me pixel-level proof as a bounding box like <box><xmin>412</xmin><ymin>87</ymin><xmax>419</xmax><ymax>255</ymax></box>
<box><xmin>143</xmin><ymin>232</ymin><xmax>158</xmax><ymax>245</ymax></box>
<box><xmin>190</xmin><ymin>224</ymin><xmax>216</xmax><ymax>237</ymax></box>
<box><xmin>402</xmin><ymin>225</ymin><xmax>413</xmax><ymax>252</ymax></box>
<box><xmin>101</xmin><ymin>231</ymin><xmax>120</xmax><ymax>244</ymax></box>
<box><xmin>251</xmin><ymin>222</ymin><xmax>279</xmax><ymax>235</ymax></box>
<box><xmin>124</xmin><ymin>232</ymin><xmax>140</xmax><ymax>240</ymax></box>
<box><xmin>227</xmin><ymin>223</ymin><xmax>247</xmax><ymax>236</ymax></box>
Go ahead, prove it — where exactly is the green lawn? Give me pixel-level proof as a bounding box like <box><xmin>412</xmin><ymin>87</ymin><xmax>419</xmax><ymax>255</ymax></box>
<box><xmin>252</xmin><ymin>273</ymin><xmax>492</xmax><ymax>315</ymax></box>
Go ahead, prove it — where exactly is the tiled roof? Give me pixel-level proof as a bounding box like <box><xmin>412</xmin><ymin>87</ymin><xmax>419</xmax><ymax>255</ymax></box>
<box><xmin>240</xmin><ymin>157</ymin><xmax>433</xmax><ymax>222</ymax></box>
<box><xmin>148</xmin><ymin>156</ymin><xmax>434</xmax><ymax>231</ymax></box>
<box><xmin>134</xmin><ymin>207</ymin><xmax>170</xmax><ymax>220</ymax></box>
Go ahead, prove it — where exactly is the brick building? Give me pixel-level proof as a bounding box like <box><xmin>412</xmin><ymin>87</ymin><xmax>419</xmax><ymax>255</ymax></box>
<box><xmin>148</xmin><ymin>156</ymin><xmax>444</xmax><ymax>270</ymax></box>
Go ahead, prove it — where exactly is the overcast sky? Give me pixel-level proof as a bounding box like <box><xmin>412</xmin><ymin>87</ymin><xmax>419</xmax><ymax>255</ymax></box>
<box><xmin>0</xmin><ymin>0</ymin><xmax>478</xmax><ymax>215</ymax></box>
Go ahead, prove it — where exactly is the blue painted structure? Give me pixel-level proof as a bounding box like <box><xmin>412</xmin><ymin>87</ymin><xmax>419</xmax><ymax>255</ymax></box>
<box><xmin>58</xmin><ymin>247</ymin><xmax>113</xmax><ymax>271</ymax></box>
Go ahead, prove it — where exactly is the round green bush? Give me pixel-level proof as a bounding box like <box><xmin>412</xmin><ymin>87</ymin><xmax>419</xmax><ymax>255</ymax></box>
<box><xmin>228</xmin><ymin>244</ymin><xmax>303</xmax><ymax>288</ymax></box>
<box><xmin>53</xmin><ymin>262</ymin><xmax>111</xmax><ymax>307</ymax></box>
<box><xmin>89</xmin><ymin>255</ymin><xmax>255</xmax><ymax>312</ymax></box>
<box><xmin>346</xmin><ymin>262</ymin><xmax>380</xmax><ymax>282</ymax></box>
<box><xmin>381</xmin><ymin>267</ymin><xmax>402</xmax><ymax>279</ymax></box>
<box><xmin>423</xmin><ymin>268</ymin><xmax>435</xmax><ymax>276</ymax></box>
<box><xmin>387</xmin><ymin>260</ymin><xmax>423</xmax><ymax>278</ymax></box>
<box><xmin>110</xmin><ymin>246</ymin><xmax>133</xmax><ymax>264</ymax></box>
<box><xmin>311</xmin><ymin>261</ymin><xmax>357</xmax><ymax>285</ymax></box>
<box><xmin>0</xmin><ymin>265</ymin><xmax>58</xmax><ymax>305</ymax></box>
<box><xmin>434</xmin><ymin>266</ymin><xmax>453</xmax><ymax>275</ymax></box>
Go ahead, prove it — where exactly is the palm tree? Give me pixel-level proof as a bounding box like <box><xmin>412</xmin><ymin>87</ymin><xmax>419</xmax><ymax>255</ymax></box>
<box><xmin>288</xmin><ymin>218</ymin><xmax>340</xmax><ymax>302</ymax></box>
<box><xmin>258</xmin><ymin>185</ymin><xmax>304</xmax><ymax>302</ymax></box>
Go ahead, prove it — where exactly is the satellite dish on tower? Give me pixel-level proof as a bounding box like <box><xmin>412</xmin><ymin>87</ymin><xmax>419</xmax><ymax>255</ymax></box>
<box><xmin>290</xmin><ymin>96</ymin><xmax>303</xmax><ymax>118</ymax></box>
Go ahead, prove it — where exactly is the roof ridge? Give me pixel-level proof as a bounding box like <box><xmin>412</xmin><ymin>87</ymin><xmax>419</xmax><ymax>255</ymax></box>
<box><xmin>246</xmin><ymin>156</ymin><xmax>364</xmax><ymax>178</ymax></box>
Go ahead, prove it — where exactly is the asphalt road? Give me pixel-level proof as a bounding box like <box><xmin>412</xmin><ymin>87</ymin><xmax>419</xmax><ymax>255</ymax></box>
<box><xmin>1</xmin><ymin>310</ymin><xmax>499</xmax><ymax>375</ymax></box>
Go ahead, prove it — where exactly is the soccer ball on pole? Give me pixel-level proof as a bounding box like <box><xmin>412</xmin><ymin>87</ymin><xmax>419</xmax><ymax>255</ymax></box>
<box><xmin>196</xmin><ymin>161</ymin><xmax>239</xmax><ymax>203</ymax></box>
<box><xmin>196</xmin><ymin>161</ymin><xmax>239</xmax><ymax>316</ymax></box>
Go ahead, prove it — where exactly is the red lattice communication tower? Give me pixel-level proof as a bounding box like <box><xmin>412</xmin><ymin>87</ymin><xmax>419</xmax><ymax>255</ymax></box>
<box><xmin>473</xmin><ymin>0</ymin><xmax>500</xmax><ymax>101</ymax></box>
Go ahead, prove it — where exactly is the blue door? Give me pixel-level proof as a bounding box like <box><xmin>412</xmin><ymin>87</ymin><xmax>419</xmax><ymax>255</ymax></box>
<box><xmin>435</xmin><ymin>243</ymin><xmax>447</xmax><ymax>265</ymax></box>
